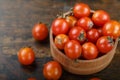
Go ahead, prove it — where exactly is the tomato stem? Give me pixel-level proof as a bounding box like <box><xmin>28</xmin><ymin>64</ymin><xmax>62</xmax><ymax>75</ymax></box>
<box><xmin>77</xmin><ymin>32</ymin><xmax>86</xmax><ymax>41</ymax></box>
<box><xmin>56</xmin><ymin>38</ymin><xmax>62</xmax><ymax>44</ymax></box>
<box><xmin>107</xmin><ymin>36</ymin><xmax>114</xmax><ymax>45</ymax></box>
<box><xmin>57</xmin><ymin>8</ymin><xmax>73</xmax><ymax>18</ymax></box>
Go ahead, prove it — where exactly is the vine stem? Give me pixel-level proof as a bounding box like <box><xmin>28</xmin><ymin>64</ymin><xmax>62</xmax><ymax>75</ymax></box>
<box><xmin>57</xmin><ymin>8</ymin><xmax>73</xmax><ymax>18</ymax></box>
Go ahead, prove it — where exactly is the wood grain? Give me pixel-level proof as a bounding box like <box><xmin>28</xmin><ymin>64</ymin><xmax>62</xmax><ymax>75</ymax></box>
<box><xmin>0</xmin><ymin>0</ymin><xmax>120</xmax><ymax>80</ymax></box>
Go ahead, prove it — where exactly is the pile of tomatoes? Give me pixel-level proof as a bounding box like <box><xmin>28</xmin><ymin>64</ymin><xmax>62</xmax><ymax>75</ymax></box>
<box><xmin>52</xmin><ymin>3</ymin><xmax>120</xmax><ymax>60</ymax></box>
<box><xmin>17</xmin><ymin>3</ymin><xmax>120</xmax><ymax>80</ymax></box>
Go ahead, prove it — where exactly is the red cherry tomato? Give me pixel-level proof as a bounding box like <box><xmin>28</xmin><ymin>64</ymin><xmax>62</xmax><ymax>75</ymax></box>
<box><xmin>52</xmin><ymin>18</ymin><xmax>69</xmax><ymax>36</ymax></box>
<box><xmin>66</xmin><ymin>16</ymin><xmax>77</xmax><ymax>28</ymax></box>
<box><xmin>69</xmin><ymin>27</ymin><xmax>86</xmax><ymax>43</ymax></box>
<box><xmin>73</xmin><ymin>3</ymin><xmax>90</xmax><ymax>18</ymax></box>
<box><xmin>82</xmin><ymin>42</ymin><xmax>98</xmax><ymax>60</ymax></box>
<box><xmin>43</xmin><ymin>61</ymin><xmax>62</xmax><ymax>80</ymax></box>
<box><xmin>27</xmin><ymin>77</ymin><xmax>36</xmax><ymax>80</ymax></box>
<box><xmin>55</xmin><ymin>34</ymin><xmax>69</xmax><ymax>50</ymax></box>
<box><xmin>76</xmin><ymin>17</ymin><xmax>93</xmax><ymax>31</ymax></box>
<box><xmin>32</xmin><ymin>23</ymin><xmax>48</xmax><ymax>41</ymax></box>
<box><xmin>96</xmin><ymin>36</ymin><xmax>114</xmax><ymax>54</ymax></box>
<box><xmin>89</xmin><ymin>77</ymin><xmax>101</xmax><ymax>80</ymax></box>
<box><xmin>92</xmin><ymin>10</ymin><xmax>110</xmax><ymax>27</ymax></box>
<box><xmin>64</xmin><ymin>40</ymin><xmax>82</xmax><ymax>60</ymax></box>
<box><xmin>87</xmin><ymin>28</ymin><xmax>100</xmax><ymax>43</ymax></box>
<box><xmin>102</xmin><ymin>20</ymin><xmax>120</xmax><ymax>39</ymax></box>
<box><xmin>18</xmin><ymin>47</ymin><xmax>35</xmax><ymax>65</ymax></box>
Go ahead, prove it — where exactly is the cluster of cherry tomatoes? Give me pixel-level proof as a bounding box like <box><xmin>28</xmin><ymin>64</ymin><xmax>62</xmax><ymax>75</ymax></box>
<box><xmin>52</xmin><ymin>3</ymin><xmax>120</xmax><ymax>60</ymax></box>
<box><xmin>18</xmin><ymin>23</ymin><xmax>62</xmax><ymax>80</ymax></box>
<box><xmin>17</xmin><ymin>2</ymin><xmax>120</xmax><ymax>80</ymax></box>
<box><xmin>17</xmin><ymin>23</ymin><xmax>62</xmax><ymax>80</ymax></box>
<box><xmin>17</xmin><ymin>13</ymin><xmax>62</xmax><ymax>80</ymax></box>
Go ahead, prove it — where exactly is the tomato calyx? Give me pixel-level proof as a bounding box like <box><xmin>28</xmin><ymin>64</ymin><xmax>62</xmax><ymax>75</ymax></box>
<box><xmin>77</xmin><ymin>32</ymin><xmax>86</xmax><ymax>42</ymax></box>
<box><xmin>56</xmin><ymin>37</ymin><xmax>62</xmax><ymax>44</ymax></box>
<box><xmin>107</xmin><ymin>36</ymin><xmax>114</xmax><ymax>45</ymax></box>
<box><xmin>38</xmin><ymin>22</ymin><xmax>42</xmax><ymax>24</ymax></box>
<box><xmin>88</xmin><ymin>21</ymin><xmax>94</xmax><ymax>29</ymax></box>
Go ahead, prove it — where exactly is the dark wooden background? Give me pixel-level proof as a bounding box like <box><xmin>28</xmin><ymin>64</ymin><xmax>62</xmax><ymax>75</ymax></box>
<box><xmin>0</xmin><ymin>0</ymin><xmax>120</xmax><ymax>80</ymax></box>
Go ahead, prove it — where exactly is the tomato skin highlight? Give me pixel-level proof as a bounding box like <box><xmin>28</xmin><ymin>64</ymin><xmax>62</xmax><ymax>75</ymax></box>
<box><xmin>64</xmin><ymin>40</ymin><xmax>82</xmax><ymax>60</ymax></box>
<box><xmin>18</xmin><ymin>47</ymin><xmax>35</xmax><ymax>65</ymax></box>
<box><xmin>96</xmin><ymin>36</ymin><xmax>114</xmax><ymax>54</ymax></box>
<box><xmin>43</xmin><ymin>61</ymin><xmax>62</xmax><ymax>80</ymax></box>
<box><xmin>69</xmin><ymin>26</ymin><xmax>86</xmax><ymax>44</ymax></box>
<box><xmin>92</xmin><ymin>10</ymin><xmax>110</xmax><ymax>27</ymax></box>
<box><xmin>32</xmin><ymin>23</ymin><xmax>48</xmax><ymax>41</ymax></box>
<box><xmin>82</xmin><ymin>42</ymin><xmax>98</xmax><ymax>60</ymax></box>
<box><xmin>73</xmin><ymin>3</ymin><xmax>90</xmax><ymax>18</ymax></box>
<box><xmin>102</xmin><ymin>20</ymin><xmax>120</xmax><ymax>39</ymax></box>
<box><xmin>52</xmin><ymin>18</ymin><xmax>69</xmax><ymax>36</ymax></box>
<box><xmin>55</xmin><ymin>34</ymin><xmax>69</xmax><ymax>50</ymax></box>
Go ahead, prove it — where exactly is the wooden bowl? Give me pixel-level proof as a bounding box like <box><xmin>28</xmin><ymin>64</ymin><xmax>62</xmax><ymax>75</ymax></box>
<box><xmin>50</xmin><ymin>28</ymin><xmax>119</xmax><ymax>75</ymax></box>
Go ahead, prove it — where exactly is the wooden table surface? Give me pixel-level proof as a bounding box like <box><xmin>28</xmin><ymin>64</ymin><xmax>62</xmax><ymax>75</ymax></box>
<box><xmin>0</xmin><ymin>0</ymin><xmax>120</xmax><ymax>80</ymax></box>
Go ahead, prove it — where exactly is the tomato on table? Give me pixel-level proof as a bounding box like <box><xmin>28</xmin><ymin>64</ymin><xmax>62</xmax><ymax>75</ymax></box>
<box><xmin>76</xmin><ymin>17</ymin><xmax>93</xmax><ymax>31</ymax></box>
<box><xmin>73</xmin><ymin>3</ymin><xmax>91</xmax><ymax>18</ymax></box>
<box><xmin>92</xmin><ymin>10</ymin><xmax>110</xmax><ymax>27</ymax></box>
<box><xmin>89</xmin><ymin>77</ymin><xmax>101</xmax><ymax>80</ymax></box>
<box><xmin>32</xmin><ymin>23</ymin><xmax>48</xmax><ymax>41</ymax></box>
<box><xmin>43</xmin><ymin>61</ymin><xmax>62</xmax><ymax>80</ymax></box>
<box><xmin>96</xmin><ymin>36</ymin><xmax>114</xmax><ymax>54</ymax></box>
<box><xmin>69</xmin><ymin>26</ymin><xmax>86</xmax><ymax>44</ymax></box>
<box><xmin>52</xmin><ymin>18</ymin><xmax>69</xmax><ymax>36</ymax></box>
<box><xmin>102</xmin><ymin>20</ymin><xmax>120</xmax><ymax>39</ymax></box>
<box><xmin>18</xmin><ymin>47</ymin><xmax>35</xmax><ymax>65</ymax></box>
<box><xmin>27</xmin><ymin>77</ymin><xmax>36</xmax><ymax>80</ymax></box>
<box><xmin>55</xmin><ymin>34</ymin><xmax>69</xmax><ymax>50</ymax></box>
<box><xmin>64</xmin><ymin>40</ymin><xmax>82</xmax><ymax>60</ymax></box>
<box><xmin>82</xmin><ymin>42</ymin><xmax>98</xmax><ymax>60</ymax></box>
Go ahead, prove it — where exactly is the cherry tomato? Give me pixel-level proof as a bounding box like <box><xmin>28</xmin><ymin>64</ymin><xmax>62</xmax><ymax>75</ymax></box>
<box><xmin>87</xmin><ymin>28</ymin><xmax>100</xmax><ymax>43</ymax></box>
<box><xmin>102</xmin><ymin>20</ymin><xmax>120</xmax><ymax>39</ymax></box>
<box><xmin>69</xmin><ymin>27</ymin><xmax>86</xmax><ymax>43</ymax></box>
<box><xmin>92</xmin><ymin>10</ymin><xmax>110</xmax><ymax>27</ymax></box>
<box><xmin>73</xmin><ymin>3</ymin><xmax>90</xmax><ymax>18</ymax></box>
<box><xmin>27</xmin><ymin>77</ymin><xmax>36</xmax><ymax>80</ymax></box>
<box><xmin>18</xmin><ymin>47</ymin><xmax>35</xmax><ymax>65</ymax></box>
<box><xmin>32</xmin><ymin>23</ymin><xmax>48</xmax><ymax>41</ymax></box>
<box><xmin>64</xmin><ymin>40</ymin><xmax>82</xmax><ymax>60</ymax></box>
<box><xmin>52</xmin><ymin>18</ymin><xmax>69</xmax><ymax>36</ymax></box>
<box><xmin>76</xmin><ymin>17</ymin><xmax>93</xmax><ymax>31</ymax></box>
<box><xmin>89</xmin><ymin>77</ymin><xmax>101</xmax><ymax>80</ymax></box>
<box><xmin>82</xmin><ymin>42</ymin><xmax>98</xmax><ymax>60</ymax></box>
<box><xmin>55</xmin><ymin>34</ymin><xmax>69</xmax><ymax>50</ymax></box>
<box><xmin>96</xmin><ymin>36</ymin><xmax>114</xmax><ymax>54</ymax></box>
<box><xmin>66</xmin><ymin>16</ymin><xmax>77</xmax><ymax>28</ymax></box>
<box><xmin>43</xmin><ymin>61</ymin><xmax>62</xmax><ymax>80</ymax></box>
